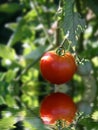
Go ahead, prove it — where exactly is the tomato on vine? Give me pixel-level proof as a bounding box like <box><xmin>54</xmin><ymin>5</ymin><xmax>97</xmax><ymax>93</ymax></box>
<box><xmin>40</xmin><ymin>92</ymin><xmax>77</xmax><ymax>125</ymax></box>
<box><xmin>40</xmin><ymin>50</ymin><xmax>77</xmax><ymax>84</ymax></box>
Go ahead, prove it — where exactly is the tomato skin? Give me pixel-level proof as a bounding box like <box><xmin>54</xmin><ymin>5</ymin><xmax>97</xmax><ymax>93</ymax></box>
<box><xmin>40</xmin><ymin>51</ymin><xmax>77</xmax><ymax>84</ymax></box>
<box><xmin>40</xmin><ymin>92</ymin><xmax>77</xmax><ymax>125</ymax></box>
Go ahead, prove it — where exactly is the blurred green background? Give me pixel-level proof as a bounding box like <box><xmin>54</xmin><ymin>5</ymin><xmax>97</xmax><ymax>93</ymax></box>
<box><xmin>0</xmin><ymin>0</ymin><xmax>98</xmax><ymax>130</ymax></box>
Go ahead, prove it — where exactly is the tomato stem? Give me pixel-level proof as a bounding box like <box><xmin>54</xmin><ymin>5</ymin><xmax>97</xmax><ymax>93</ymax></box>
<box><xmin>56</xmin><ymin>46</ymin><xmax>65</xmax><ymax>56</ymax></box>
<box><xmin>60</xmin><ymin>36</ymin><xmax>68</xmax><ymax>47</ymax></box>
<box><xmin>56</xmin><ymin>120</ymin><xmax>62</xmax><ymax>130</ymax></box>
<box><xmin>56</xmin><ymin>36</ymin><xmax>71</xmax><ymax>56</ymax></box>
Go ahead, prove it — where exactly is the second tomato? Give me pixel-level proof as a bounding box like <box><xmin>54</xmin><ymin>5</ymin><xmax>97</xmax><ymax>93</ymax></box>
<box><xmin>40</xmin><ymin>51</ymin><xmax>77</xmax><ymax>84</ymax></box>
<box><xmin>40</xmin><ymin>92</ymin><xmax>77</xmax><ymax>125</ymax></box>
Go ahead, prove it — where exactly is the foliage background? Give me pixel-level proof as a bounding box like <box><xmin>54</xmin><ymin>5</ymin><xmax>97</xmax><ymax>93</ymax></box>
<box><xmin>0</xmin><ymin>0</ymin><xmax>98</xmax><ymax>130</ymax></box>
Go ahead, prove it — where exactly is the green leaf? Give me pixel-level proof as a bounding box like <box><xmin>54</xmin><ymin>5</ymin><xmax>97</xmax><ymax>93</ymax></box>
<box><xmin>24</xmin><ymin>117</ymin><xmax>48</xmax><ymax>130</ymax></box>
<box><xmin>5</xmin><ymin>23</ymin><xmax>18</xmax><ymax>32</ymax></box>
<box><xmin>5</xmin><ymin>95</ymin><xmax>17</xmax><ymax>108</ymax></box>
<box><xmin>7</xmin><ymin>19</ymin><xmax>32</xmax><ymax>46</ymax></box>
<box><xmin>92</xmin><ymin>111</ymin><xmax>98</xmax><ymax>121</ymax></box>
<box><xmin>24</xmin><ymin>45</ymin><xmax>47</xmax><ymax>60</ymax></box>
<box><xmin>0</xmin><ymin>96</ymin><xmax>6</xmax><ymax>105</ymax></box>
<box><xmin>0</xmin><ymin>117</ymin><xmax>16</xmax><ymax>130</ymax></box>
<box><xmin>79</xmin><ymin>116</ymin><xmax>98</xmax><ymax>129</ymax></box>
<box><xmin>0</xmin><ymin>3</ymin><xmax>21</xmax><ymax>14</ymax></box>
<box><xmin>0</xmin><ymin>44</ymin><xmax>17</xmax><ymax>60</ymax></box>
<box><xmin>7</xmin><ymin>10</ymin><xmax>37</xmax><ymax>47</ymax></box>
<box><xmin>61</xmin><ymin>0</ymin><xmax>86</xmax><ymax>45</ymax></box>
<box><xmin>5</xmin><ymin>69</ymin><xmax>17</xmax><ymax>82</ymax></box>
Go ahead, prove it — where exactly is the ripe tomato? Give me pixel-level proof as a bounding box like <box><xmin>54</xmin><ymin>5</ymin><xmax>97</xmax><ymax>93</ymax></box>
<box><xmin>40</xmin><ymin>51</ymin><xmax>77</xmax><ymax>84</ymax></box>
<box><xmin>40</xmin><ymin>92</ymin><xmax>77</xmax><ymax>125</ymax></box>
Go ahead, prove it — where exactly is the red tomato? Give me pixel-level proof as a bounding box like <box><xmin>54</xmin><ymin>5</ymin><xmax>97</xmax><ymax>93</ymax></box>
<box><xmin>40</xmin><ymin>51</ymin><xmax>77</xmax><ymax>84</ymax></box>
<box><xmin>40</xmin><ymin>92</ymin><xmax>77</xmax><ymax>125</ymax></box>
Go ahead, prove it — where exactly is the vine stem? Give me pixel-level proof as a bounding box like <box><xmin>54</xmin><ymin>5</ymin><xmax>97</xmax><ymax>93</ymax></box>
<box><xmin>60</xmin><ymin>35</ymin><xmax>69</xmax><ymax>48</ymax></box>
<box><xmin>14</xmin><ymin>45</ymin><xmax>53</xmax><ymax>82</ymax></box>
<box><xmin>56</xmin><ymin>34</ymin><xmax>70</xmax><ymax>56</ymax></box>
<box><xmin>14</xmin><ymin>56</ymin><xmax>41</xmax><ymax>82</ymax></box>
<box><xmin>31</xmin><ymin>0</ymin><xmax>51</xmax><ymax>44</ymax></box>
